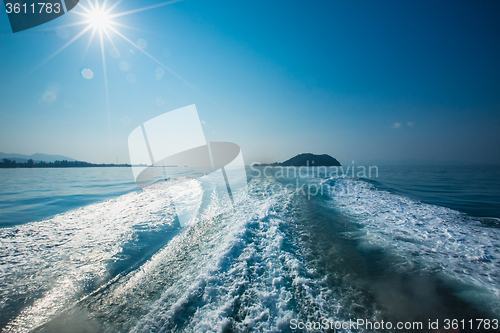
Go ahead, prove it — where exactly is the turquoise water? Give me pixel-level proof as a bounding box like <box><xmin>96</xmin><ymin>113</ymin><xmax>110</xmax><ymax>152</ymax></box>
<box><xmin>0</xmin><ymin>168</ymin><xmax>138</xmax><ymax>227</ymax></box>
<box><xmin>0</xmin><ymin>166</ymin><xmax>499</xmax><ymax>332</ymax></box>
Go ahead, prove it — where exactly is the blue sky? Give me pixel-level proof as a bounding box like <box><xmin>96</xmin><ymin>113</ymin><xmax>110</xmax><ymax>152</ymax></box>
<box><xmin>0</xmin><ymin>0</ymin><xmax>499</xmax><ymax>165</ymax></box>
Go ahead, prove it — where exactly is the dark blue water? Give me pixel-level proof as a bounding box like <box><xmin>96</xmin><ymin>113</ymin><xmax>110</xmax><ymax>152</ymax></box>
<box><xmin>368</xmin><ymin>165</ymin><xmax>500</xmax><ymax>219</ymax></box>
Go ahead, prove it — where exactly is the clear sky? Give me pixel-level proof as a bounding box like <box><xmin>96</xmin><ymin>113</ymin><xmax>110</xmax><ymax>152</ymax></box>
<box><xmin>1</xmin><ymin>0</ymin><xmax>499</xmax><ymax>165</ymax></box>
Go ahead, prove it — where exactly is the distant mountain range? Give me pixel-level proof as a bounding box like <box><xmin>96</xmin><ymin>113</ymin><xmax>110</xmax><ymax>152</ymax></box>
<box><xmin>258</xmin><ymin>153</ymin><xmax>341</xmax><ymax>166</ymax></box>
<box><xmin>0</xmin><ymin>152</ymin><xmax>76</xmax><ymax>163</ymax></box>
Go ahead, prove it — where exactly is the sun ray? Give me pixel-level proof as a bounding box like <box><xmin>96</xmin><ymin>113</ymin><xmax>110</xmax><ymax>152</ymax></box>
<box><xmin>86</xmin><ymin>0</ymin><xmax>96</xmax><ymax>12</ymax></box>
<box><xmin>104</xmin><ymin>0</ymin><xmax>124</xmax><ymax>15</ymax></box>
<box><xmin>108</xmin><ymin>26</ymin><xmax>187</xmax><ymax>84</ymax></box>
<box><xmin>103</xmin><ymin>28</ymin><xmax>119</xmax><ymax>56</ymax></box>
<box><xmin>82</xmin><ymin>27</ymin><xmax>98</xmax><ymax>61</ymax></box>
<box><xmin>101</xmin><ymin>0</ymin><xmax>110</xmax><ymax>12</ymax></box>
<box><xmin>74</xmin><ymin>3</ymin><xmax>92</xmax><ymax>15</ymax></box>
<box><xmin>108</xmin><ymin>21</ymin><xmax>143</xmax><ymax>32</ymax></box>
<box><xmin>108</xmin><ymin>25</ymin><xmax>216</xmax><ymax>104</ymax></box>
<box><xmin>56</xmin><ymin>20</ymin><xmax>90</xmax><ymax>29</ymax></box>
<box><xmin>70</xmin><ymin>10</ymin><xmax>92</xmax><ymax>18</ymax></box>
<box><xmin>99</xmin><ymin>30</ymin><xmax>110</xmax><ymax>113</ymax></box>
<box><xmin>25</xmin><ymin>0</ymin><xmax>221</xmax><ymax>166</ymax></box>
<box><xmin>34</xmin><ymin>25</ymin><xmax>93</xmax><ymax>71</ymax></box>
<box><xmin>108</xmin><ymin>0</ymin><xmax>183</xmax><ymax>19</ymax></box>
<box><xmin>98</xmin><ymin>29</ymin><xmax>112</xmax><ymax>157</ymax></box>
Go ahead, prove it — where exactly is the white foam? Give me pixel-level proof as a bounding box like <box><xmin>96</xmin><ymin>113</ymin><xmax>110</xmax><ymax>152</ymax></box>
<box><xmin>0</xmin><ymin>181</ymin><xmax>180</xmax><ymax>332</ymax></box>
<box><xmin>325</xmin><ymin>177</ymin><xmax>500</xmax><ymax>314</ymax></box>
<box><xmin>127</xmin><ymin>179</ymin><xmax>375</xmax><ymax>332</ymax></box>
<box><xmin>1</xmin><ymin>176</ymin><xmax>383</xmax><ymax>332</ymax></box>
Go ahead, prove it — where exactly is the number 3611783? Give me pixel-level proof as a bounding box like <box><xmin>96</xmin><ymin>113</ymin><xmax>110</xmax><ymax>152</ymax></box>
<box><xmin>5</xmin><ymin>2</ymin><xmax>61</xmax><ymax>14</ymax></box>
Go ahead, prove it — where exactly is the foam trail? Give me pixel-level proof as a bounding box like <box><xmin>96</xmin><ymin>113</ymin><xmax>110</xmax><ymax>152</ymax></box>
<box><xmin>127</xmin><ymin>179</ymin><xmax>375</xmax><ymax>332</ymax></box>
<box><xmin>2</xmin><ymin>176</ymin><xmax>388</xmax><ymax>332</ymax></box>
<box><xmin>0</xmin><ymin>182</ymin><xmax>180</xmax><ymax>332</ymax></box>
<box><xmin>325</xmin><ymin>177</ymin><xmax>500</xmax><ymax>315</ymax></box>
<box><xmin>29</xmin><ymin>178</ymin><xmax>379</xmax><ymax>332</ymax></box>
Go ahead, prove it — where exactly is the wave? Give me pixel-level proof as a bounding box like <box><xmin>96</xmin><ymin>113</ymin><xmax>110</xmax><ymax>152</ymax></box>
<box><xmin>1</xmin><ymin>177</ymin><xmax>381</xmax><ymax>332</ymax></box>
<box><xmin>127</xmin><ymin>180</ymin><xmax>361</xmax><ymax>332</ymax></box>
<box><xmin>7</xmin><ymin>173</ymin><xmax>497</xmax><ymax>331</ymax></box>
<box><xmin>324</xmin><ymin>177</ymin><xmax>500</xmax><ymax>316</ymax></box>
<box><xmin>0</xmin><ymin>180</ymin><xmax>182</xmax><ymax>332</ymax></box>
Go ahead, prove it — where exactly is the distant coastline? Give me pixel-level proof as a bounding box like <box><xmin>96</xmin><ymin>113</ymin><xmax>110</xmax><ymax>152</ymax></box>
<box><xmin>0</xmin><ymin>159</ymin><xmax>131</xmax><ymax>168</ymax></box>
<box><xmin>0</xmin><ymin>152</ymin><xmax>342</xmax><ymax>169</ymax></box>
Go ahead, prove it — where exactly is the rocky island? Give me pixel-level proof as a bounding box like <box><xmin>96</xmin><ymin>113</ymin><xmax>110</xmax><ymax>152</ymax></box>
<box><xmin>258</xmin><ymin>153</ymin><xmax>341</xmax><ymax>167</ymax></box>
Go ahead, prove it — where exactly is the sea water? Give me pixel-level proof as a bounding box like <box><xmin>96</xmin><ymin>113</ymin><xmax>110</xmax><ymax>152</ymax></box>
<box><xmin>0</xmin><ymin>166</ymin><xmax>499</xmax><ymax>332</ymax></box>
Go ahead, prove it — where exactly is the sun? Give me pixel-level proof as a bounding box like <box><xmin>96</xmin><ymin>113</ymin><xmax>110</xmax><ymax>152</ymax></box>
<box><xmin>87</xmin><ymin>7</ymin><xmax>111</xmax><ymax>30</ymax></box>
<box><xmin>35</xmin><ymin>0</ymin><xmax>188</xmax><ymax>139</ymax></box>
